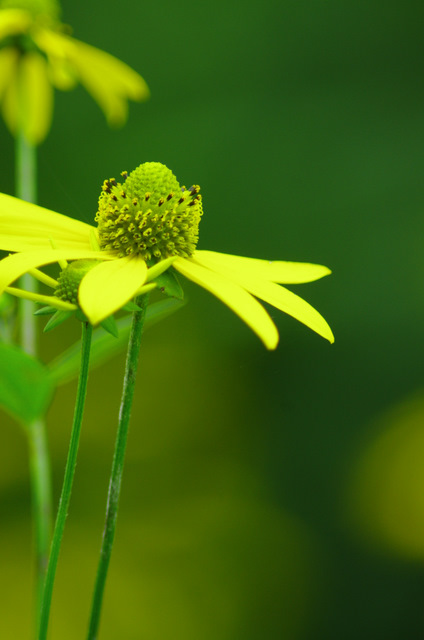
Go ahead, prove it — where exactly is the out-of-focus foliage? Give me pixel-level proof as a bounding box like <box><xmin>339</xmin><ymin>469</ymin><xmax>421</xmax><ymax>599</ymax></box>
<box><xmin>1</xmin><ymin>0</ymin><xmax>424</xmax><ymax>638</ymax></box>
<box><xmin>0</xmin><ymin>342</ymin><xmax>53</xmax><ymax>423</ymax></box>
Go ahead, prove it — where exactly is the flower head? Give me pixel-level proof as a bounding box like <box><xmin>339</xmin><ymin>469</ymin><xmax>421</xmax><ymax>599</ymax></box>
<box><xmin>0</xmin><ymin>162</ymin><xmax>334</xmax><ymax>349</ymax></box>
<box><xmin>0</xmin><ymin>0</ymin><xmax>149</xmax><ymax>143</ymax></box>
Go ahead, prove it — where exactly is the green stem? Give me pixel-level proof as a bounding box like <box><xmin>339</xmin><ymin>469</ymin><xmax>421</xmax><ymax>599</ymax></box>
<box><xmin>86</xmin><ymin>295</ymin><xmax>149</xmax><ymax>640</ymax></box>
<box><xmin>28</xmin><ymin>418</ymin><xmax>53</xmax><ymax>629</ymax></box>
<box><xmin>16</xmin><ymin>130</ymin><xmax>38</xmax><ymax>355</ymax></box>
<box><xmin>38</xmin><ymin>322</ymin><xmax>93</xmax><ymax>640</ymax></box>
<box><xmin>15</xmin><ymin>131</ymin><xmax>54</xmax><ymax>634</ymax></box>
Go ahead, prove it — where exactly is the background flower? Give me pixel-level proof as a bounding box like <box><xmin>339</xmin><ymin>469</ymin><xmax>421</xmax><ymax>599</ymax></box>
<box><xmin>0</xmin><ymin>0</ymin><xmax>149</xmax><ymax>143</ymax></box>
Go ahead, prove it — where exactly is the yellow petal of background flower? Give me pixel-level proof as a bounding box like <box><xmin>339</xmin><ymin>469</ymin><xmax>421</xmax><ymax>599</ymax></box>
<box><xmin>173</xmin><ymin>257</ymin><xmax>279</xmax><ymax>350</ymax></box>
<box><xmin>0</xmin><ymin>47</ymin><xmax>18</xmax><ymax>103</ymax></box>
<box><xmin>0</xmin><ymin>249</ymin><xmax>111</xmax><ymax>293</ymax></box>
<box><xmin>19</xmin><ymin>51</ymin><xmax>54</xmax><ymax>144</ymax></box>
<box><xmin>0</xmin><ymin>193</ymin><xmax>94</xmax><ymax>251</ymax></box>
<box><xmin>46</xmin><ymin>52</ymin><xmax>77</xmax><ymax>91</ymax></box>
<box><xmin>193</xmin><ymin>250</ymin><xmax>332</xmax><ymax>283</ymax></box>
<box><xmin>1</xmin><ymin>59</ymin><xmax>18</xmax><ymax>135</ymax></box>
<box><xmin>207</xmin><ymin>264</ymin><xmax>334</xmax><ymax>343</ymax></box>
<box><xmin>35</xmin><ymin>28</ymin><xmax>149</xmax><ymax>126</ymax></box>
<box><xmin>78</xmin><ymin>255</ymin><xmax>147</xmax><ymax>324</ymax></box>
<box><xmin>0</xmin><ymin>9</ymin><xmax>31</xmax><ymax>40</ymax></box>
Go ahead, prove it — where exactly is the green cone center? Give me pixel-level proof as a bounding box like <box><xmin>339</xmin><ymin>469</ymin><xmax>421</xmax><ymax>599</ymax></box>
<box><xmin>95</xmin><ymin>162</ymin><xmax>203</xmax><ymax>262</ymax></box>
<box><xmin>55</xmin><ymin>259</ymin><xmax>101</xmax><ymax>304</ymax></box>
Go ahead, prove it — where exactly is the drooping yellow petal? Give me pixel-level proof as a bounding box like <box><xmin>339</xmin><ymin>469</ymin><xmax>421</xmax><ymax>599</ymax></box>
<box><xmin>206</xmin><ymin>264</ymin><xmax>334</xmax><ymax>343</ymax></box>
<box><xmin>0</xmin><ymin>9</ymin><xmax>31</xmax><ymax>40</ymax></box>
<box><xmin>34</xmin><ymin>28</ymin><xmax>149</xmax><ymax>126</ymax></box>
<box><xmin>78</xmin><ymin>255</ymin><xmax>148</xmax><ymax>324</ymax></box>
<box><xmin>0</xmin><ymin>248</ymin><xmax>111</xmax><ymax>293</ymax></box>
<box><xmin>0</xmin><ymin>47</ymin><xmax>18</xmax><ymax>103</ymax></box>
<box><xmin>193</xmin><ymin>250</ymin><xmax>332</xmax><ymax>284</ymax></box>
<box><xmin>46</xmin><ymin>52</ymin><xmax>77</xmax><ymax>91</ymax></box>
<box><xmin>1</xmin><ymin>58</ymin><xmax>18</xmax><ymax>135</ymax></box>
<box><xmin>173</xmin><ymin>257</ymin><xmax>279</xmax><ymax>350</ymax></box>
<box><xmin>0</xmin><ymin>193</ymin><xmax>95</xmax><ymax>251</ymax></box>
<box><xmin>19</xmin><ymin>50</ymin><xmax>53</xmax><ymax>144</ymax></box>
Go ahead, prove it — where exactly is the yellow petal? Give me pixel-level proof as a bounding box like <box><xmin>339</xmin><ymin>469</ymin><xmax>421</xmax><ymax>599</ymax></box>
<box><xmin>208</xmin><ymin>265</ymin><xmax>334</xmax><ymax>343</ymax></box>
<box><xmin>0</xmin><ymin>9</ymin><xmax>31</xmax><ymax>40</ymax></box>
<box><xmin>1</xmin><ymin>59</ymin><xmax>18</xmax><ymax>135</ymax></box>
<box><xmin>193</xmin><ymin>250</ymin><xmax>332</xmax><ymax>284</ymax></box>
<box><xmin>0</xmin><ymin>193</ymin><xmax>94</xmax><ymax>251</ymax></box>
<box><xmin>67</xmin><ymin>36</ymin><xmax>149</xmax><ymax>99</ymax></box>
<box><xmin>35</xmin><ymin>28</ymin><xmax>149</xmax><ymax>126</ymax></box>
<box><xmin>19</xmin><ymin>51</ymin><xmax>54</xmax><ymax>144</ymax></box>
<box><xmin>46</xmin><ymin>53</ymin><xmax>77</xmax><ymax>90</ymax></box>
<box><xmin>0</xmin><ymin>249</ymin><xmax>111</xmax><ymax>293</ymax></box>
<box><xmin>78</xmin><ymin>255</ymin><xmax>147</xmax><ymax>324</ymax></box>
<box><xmin>0</xmin><ymin>47</ymin><xmax>18</xmax><ymax>103</ymax></box>
<box><xmin>173</xmin><ymin>257</ymin><xmax>279</xmax><ymax>350</ymax></box>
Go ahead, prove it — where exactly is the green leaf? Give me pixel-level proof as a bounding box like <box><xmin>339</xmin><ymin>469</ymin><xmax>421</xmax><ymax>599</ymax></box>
<box><xmin>0</xmin><ymin>342</ymin><xmax>54</xmax><ymax>425</ymax></box>
<box><xmin>122</xmin><ymin>301</ymin><xmax>142</xmax><ymax>312</ymax></box>
<box><xmin>34</xmin><ymin>305</ymin><xmax>57</xmax><ymax>316</ymax></box>
<box><xmin>48</xmin><ymin>298</ymin><xmax>185</xmax><ymax>386</ymax></box>
<box><xmin>155</xmin><ymin>268</ymin><xmax>184</xmax><ymax>300</ymax></box>
<box><xmin>100</xmin><ymin>315</ymin><xmax>118</xmax><ymax>338</ymax></box>
<box><xmin>44</xmin><ymin>310</ymin><xmax>74</xmax><ymax>333</ymax></box>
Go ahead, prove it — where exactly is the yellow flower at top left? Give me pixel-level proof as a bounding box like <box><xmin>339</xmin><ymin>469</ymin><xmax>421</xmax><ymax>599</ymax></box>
<box><xmin>0</xmin><ymin>0</ymin><xmax>149</xmax><ymax>144</ymax></box>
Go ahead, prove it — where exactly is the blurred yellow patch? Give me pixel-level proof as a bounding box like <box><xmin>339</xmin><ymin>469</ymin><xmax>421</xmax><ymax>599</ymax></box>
<box><xmin>348</xmin><ymin>394</ymin><xmax>424</xmax><ymax>559</ymax></box>
<box><xmin>0</xmin><ymin>4</ymin><xmax>149</xmax><ymax>143</ymax></box>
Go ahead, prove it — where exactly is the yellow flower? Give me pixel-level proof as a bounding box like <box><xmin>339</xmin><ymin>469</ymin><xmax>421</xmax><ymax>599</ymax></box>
<box><xmin>0</xmin><ymin>0</ymin><xmax>149</xmax><ymax>143</ymax></box>
<box><xmin>0</xmin><ymin>163</ymin><xmax>334</xmax><ymax>349</ymax></box>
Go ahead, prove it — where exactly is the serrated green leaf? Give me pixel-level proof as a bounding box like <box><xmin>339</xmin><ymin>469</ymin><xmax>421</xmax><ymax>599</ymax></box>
<box><xmin>44</xmin><ymin>310</ymin><xmax>74</xmax><ymax>333</ymax></box>
<box><xmin>48</xmin><ymin>298</ymin><xmax>185</xmax><ymax>386</ymax></box>
<box><xmin>0</xmin><ymin>343</ymin><xmax>54</xmax><ymax>425</ymax></box>
<box><xmin>155</xmin><ymin>268</ymin><xmax>184</xmax><ymax>300</ymax></box>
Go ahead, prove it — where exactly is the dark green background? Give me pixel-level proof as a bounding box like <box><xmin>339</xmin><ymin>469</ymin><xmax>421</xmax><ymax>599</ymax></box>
<box><xmin>2</xmin><ymin>0</ymin><xmax>424</xmax><ymax>638</ymax></box>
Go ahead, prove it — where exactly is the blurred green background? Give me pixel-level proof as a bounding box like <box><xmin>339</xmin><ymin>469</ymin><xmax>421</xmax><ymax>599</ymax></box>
<box><xmin>2</xmin><ymin>0</ymin><xmax>424</xmax><ymax>638</ymax></box>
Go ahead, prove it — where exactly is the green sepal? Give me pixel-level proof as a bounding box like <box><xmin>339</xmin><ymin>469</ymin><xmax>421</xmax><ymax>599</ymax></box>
<box><xmin>155</xmin><ymin>268</ymin><xmax>184</xmax><ymax>300</ymax></box>
<box><xmin>34</xmin><ymin>305</ymin><xmax>58</xmax><ymax>316</ymax></box>
<box><xmin>44</xmin><ymin>310</ymin><xmax>74</xmax><ymax>333</ymax></box>
<box><xmin>100</xmin><ymin>315</ymin><xmax>118</xmax><ymax>338</ymax></box>
<box><xmin>48</xmin><ymin>298</ymin><xmax>185</xmax><ymax>386</ymax></box>
<box><xmin>0</xmin><ymin>342</ymin><xmax>54</xmax><ymax>425</ymax></box>
<box><xmin>122</xmin><ymin>301</ymin><xmax>142</xmax><ymax>312</ymax></box>
<box><xmin>76</xmin><ymin>309</ymin><xmax>89</xmax><ymax>323</ymax></box>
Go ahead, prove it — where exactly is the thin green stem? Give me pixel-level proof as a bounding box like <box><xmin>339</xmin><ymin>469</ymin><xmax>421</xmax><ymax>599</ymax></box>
<box><xmin>38</xmin><ymin>322</ymin><xmax>93</xmax><ymax>640</ymax></box>
<box><xmin>86</xmin><ymin>295</ymin><xmax>149</xmax><ymax>640</ymax></box>
<box><xmin>28</xmin><ymin>418</ymin><xmax>53</xmax><ymax>626</ymax></box>
<box><xmin>15</xmin><ymin>131</ymin><xmax>54</xmax><ymax>635</ymax></box>
<box><xmin>16</xmin><ymin>130</ymin><xmax>38</xmax><ymax>355</ymax></box>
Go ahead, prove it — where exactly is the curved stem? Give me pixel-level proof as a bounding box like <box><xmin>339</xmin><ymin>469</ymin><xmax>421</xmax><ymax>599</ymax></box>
<box><xmin>38</xmin><ymin>322</ymin><xmax>93</xmax><ymax>640</ymax></box>
<box><xmin>86</xmin><ymin>295</ymin><xmax>149</xmax><ymax>640</ymax></box>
